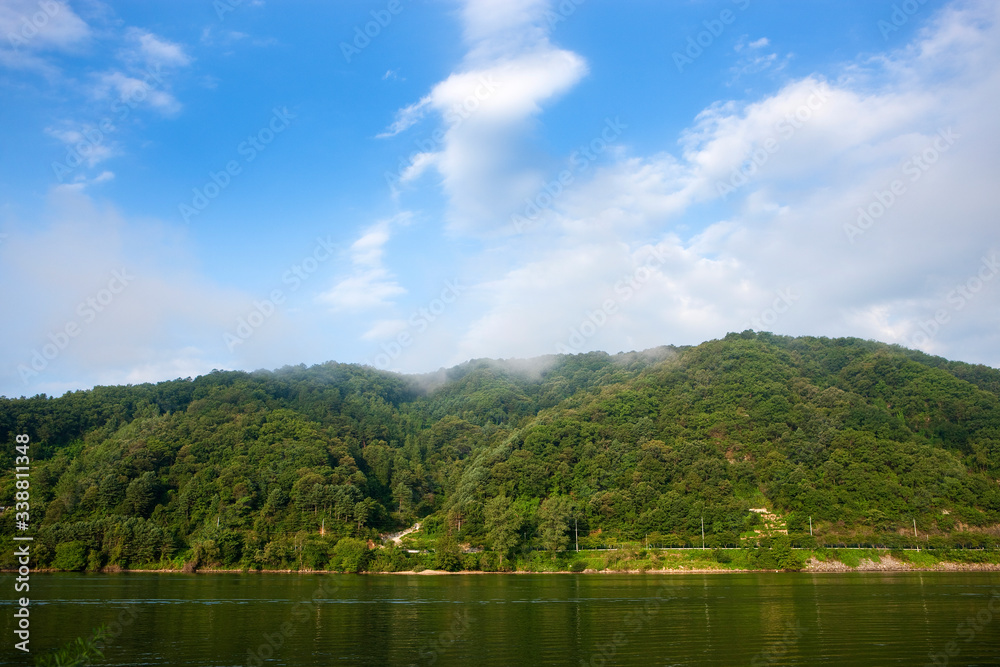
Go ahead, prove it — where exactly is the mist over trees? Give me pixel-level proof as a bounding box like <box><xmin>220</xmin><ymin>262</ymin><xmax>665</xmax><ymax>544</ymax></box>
<box><xmin>3</xmin><ymin>331</ymin><xmax>1000</xmax><ymax>570</ymax></box>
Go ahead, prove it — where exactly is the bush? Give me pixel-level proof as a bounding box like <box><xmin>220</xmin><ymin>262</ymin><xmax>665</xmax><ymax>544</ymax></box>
<box><xmin>302</xmin><ymin>538</ymin><xmax>331</xmax><ymax>570</ymax></box>
<box><xmin>569</xmin><ymin>560</ymin><xmax>586</xmax><ymax>572</ymax></box>
<box><xmin>477</xmin><ymin>551</ymin><xmax>502</xmax><ymax>572</ymax></box>
<box><xmin>367</xmin><ymin>546</ymin><xmax>409</xmax><ymax>573</ymax></box>
<box><xmin>712</xmin><ymin>548</ymin><xmax>733</xmax><ymax>564</ymax></box>
<box><xmin>54</xmin><ymin>541</ymin><xmax>87</xmax><ymax>571</ymax></box>
<box><xmin>329</xmin><ymin>537</ymin><xmax>370</xmax><ymax>573</ymax></box>
<box><xmin>434</xmin><ymin>539</ymin><xmax>463</xmax><ymax>572</ymax></box>
<box><xmin>87</xmin><ymin>549</ymin><xmax>104</xmax><ymax>572</ymax></box>
<box><xmin>944</xmin><ymin>549</ymin><xmax>990</xmax><ymax>564</ymax></box>
<box><xmin>772</xmin><ymin>537</ymin><xmax>804</xmax><ymax>571</ymax></box>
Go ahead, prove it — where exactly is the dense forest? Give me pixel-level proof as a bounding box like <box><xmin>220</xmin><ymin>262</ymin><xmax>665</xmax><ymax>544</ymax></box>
<box><xmin>3</xmin><ymin>332</ymin><xmax>1000</xmax><ymax>572</ymax></box>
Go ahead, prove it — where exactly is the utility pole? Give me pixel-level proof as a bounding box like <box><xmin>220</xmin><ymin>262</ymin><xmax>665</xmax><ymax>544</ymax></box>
<box><xmin>575</xmin><ymin>517</ymin><xmax>579</xmax><ymax>552</ymax></box>
<box><xmin>809</xmin><ymin>516</ymin><xmax>812</xmax><ymax>537</ymax></box>
<box><xmin>914</xmin><ymin>519</ymin><xmax>918</xmax><ymax>551</ymax></box>
<box><xmin>701</xmin><ymin>516</ymin><xmax>705</xmax><ymax>550</ymax></box>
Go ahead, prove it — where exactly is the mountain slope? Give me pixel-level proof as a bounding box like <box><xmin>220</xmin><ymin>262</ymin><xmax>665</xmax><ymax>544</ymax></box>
<box><xmin>3</xmin><ymin>332</ymin><xmax>999</xmax><ymax>570</ymax></box>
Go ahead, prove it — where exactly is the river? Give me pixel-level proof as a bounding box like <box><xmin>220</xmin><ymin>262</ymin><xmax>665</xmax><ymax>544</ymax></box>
<box><xmin>3</xmin><ymin>571</ymin><xmax>999</xmax><ymax>665</ymax></box>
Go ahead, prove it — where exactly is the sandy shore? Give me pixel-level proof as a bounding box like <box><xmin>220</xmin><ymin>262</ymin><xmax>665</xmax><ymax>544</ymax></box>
<box><xmin>15</xmin><ymin>560</ymin><xmax>1000</xmax><ymax>575</ymax></box>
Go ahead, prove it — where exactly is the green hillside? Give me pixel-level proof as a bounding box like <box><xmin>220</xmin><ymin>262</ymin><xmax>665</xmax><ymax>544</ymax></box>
<box><xmin>3</xmin><ymin>332</ymin><xmax>1000</xmax><ymax>571</ymax></box>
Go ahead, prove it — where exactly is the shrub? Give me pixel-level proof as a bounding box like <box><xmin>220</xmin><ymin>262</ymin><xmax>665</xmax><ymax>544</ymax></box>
<box><xmin>434</xmin><ymin>539</ymin><xmax>463</xmax><ymax>572</ymax></box>
<box><xmin>54</xmin><ymin>541</ymin><xmax>87</xmax><ymax>571</ymax></box>
<box><xmin>477</xmin><ymin>551</ymin><xmax>501</xmax><ymax>572</ymax></box>
<box><xmin>772</xmin><ymin>537</ymin><xmax>804</xmax><ymax>571</ymax></box>
<box><xmin>569</xmin><ymin>561</ymin><xmax>586</xmax><ymax>572</ymax></box>
<box><xmin>329</xmin><ymin>537</ymin><xmax>370</xmax><ymax>573</ymax></box>
<box><xmin>712</xmin><ymin>548</ymin><xmax>733</xmax><ymax>564</ymax></box>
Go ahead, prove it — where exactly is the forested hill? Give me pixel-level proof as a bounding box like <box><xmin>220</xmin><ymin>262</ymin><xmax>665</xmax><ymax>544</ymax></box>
<box><xmin>3</xmin><ymin>332</ymin><xmax>1000</xmax><ymax>570</ymax></box>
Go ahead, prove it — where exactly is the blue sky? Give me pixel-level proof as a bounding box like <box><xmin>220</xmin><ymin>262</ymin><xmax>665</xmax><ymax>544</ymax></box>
<box><xmin>2</xmin><ymin>0</ymin><xmax>998</xmax><ymax>398</ymax></box>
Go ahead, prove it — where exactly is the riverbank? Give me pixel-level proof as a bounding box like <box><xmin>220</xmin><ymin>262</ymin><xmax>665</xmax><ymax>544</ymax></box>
<box><xmin>13</xmin><ymin>546</ymin><xmax>1000</xmax><ymax>575</ymax></box>
<box><xmin>18</xmin><ymin>559</ymin><xmax>1000</xmax><ymax>575</ymax></box>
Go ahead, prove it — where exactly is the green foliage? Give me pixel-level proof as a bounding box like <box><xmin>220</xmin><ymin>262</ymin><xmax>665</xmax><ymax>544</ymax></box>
<box><xmin>712</xmin><ymin>548</ymin><xmax>733</xmax><ymax>564</ymax></box>
<box><xmin>3</xmin><ymin>335</ymin><xmax>1000</xmax><ymax>570</ymax></box>
<box><xmin>433</xmin><ymin>536</ymin><xmax>463</xmax><ymax>572</ymax></box>
<box><xmin>53</xmin><ymin>542</ymin><xmax>87</xmax><ymax>571</ymax></box>
<box><xmin>35</xmin><ymin>625</ymin><xmax>108</xmax><ymax>666</ymax></box>
<box><xmin>330</xmin><ymin>537</ymin><xmax>370</xmax><ymax>573</ymax></box>
<box><xmin>537</xmin><ymin>496</ymin><xmax>574</xmax><ymax>553</ymax></box>
<box><xmin>484</xmin><ymin>494</ymin><xmax>521</xmax><ymax>567</ymax></box>
<box><xmin>771</xmin><ymin>536</ymin><xmax>804</xmax><ymax>571</ymax></box>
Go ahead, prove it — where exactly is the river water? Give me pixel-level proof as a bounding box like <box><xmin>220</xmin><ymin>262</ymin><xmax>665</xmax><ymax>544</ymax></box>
<box><xmin>3</xmin><ymin>571</ymin><xmax>999</xmax><ymax>665</ymax></box>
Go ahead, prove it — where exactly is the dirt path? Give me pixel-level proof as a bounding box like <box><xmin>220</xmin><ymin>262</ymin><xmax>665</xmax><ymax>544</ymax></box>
<box><xmin>383</xmin><ymin>522</ymin><xmax>421</xmax><ymax>545</ymax></box>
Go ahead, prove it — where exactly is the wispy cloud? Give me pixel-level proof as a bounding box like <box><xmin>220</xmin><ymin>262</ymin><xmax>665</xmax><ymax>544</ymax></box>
<box><xmin>380</xmin><ymin>0</ymin><xmax>588</xmax><ymax>233</ymax></box>
<box><xmin>319</xmin><ymin>214</ymin><xmax>410</xmax><ymax>311</ymax></box>
<box><xmin>125</xmin><ymin>28</ymin><xmax>192</xmax><ymax>68</ymax></box>
<box><xmin>0</xmin><ymin>0</ymin><xmax>91</xmax><ymax>75</ymax></box>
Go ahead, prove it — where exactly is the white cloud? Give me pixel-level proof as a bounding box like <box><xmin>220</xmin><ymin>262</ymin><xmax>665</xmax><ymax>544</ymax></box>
<box><xmin>319</xmin><ymin>215</ymin><xmax>409</xmax><ymax>311</ymax></box>
<box><xmin>87</xmin><ymin>29</ymin><xmax>192</xmax><ymax>115</ymax></box>
<box><xmin>381</xmin><ymin>0</ymin><xmax>588</xmax><ymax>232</ymax></box>
<box><xmin>94</xmin><ymin>70</ymin><xmax>182</xmax><ymax>115</ymax></box>
<box><xmin>0</xmin><ymin>0</ymin><xmax>90</xmax><ymax>75</ymax></box>
<box><xmin>45</xmin><ymin>124</ymin><xmax>120</xmax><ymax>167</ymax></box>
<box><xmin>124</xmin><ymin>28</ymin><xmax>192</xmax><ymax>68</ymax></box>
<box><xmin>0</xmin><ymin>0</ymin><xmax>90</xmax><ymax>54</ymax></box>
<box><xmin>439</xmin><ymin>0</ymin><xmax>1000</xmax><ymax>370</ymax></box>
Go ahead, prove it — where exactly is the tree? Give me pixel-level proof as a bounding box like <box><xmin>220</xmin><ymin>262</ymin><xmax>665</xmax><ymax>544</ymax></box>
<box><xmin>54</xmin><ymin>542</ymin><xmax>87</xmax><ymax>571</ymax></box>
<box><xmin>484</xmin><ymin>494</ymin><xmax>521</xmax><ymax>568</ymax></box>
<box><xmin>538</xmin><ymin>496</ymin><xmax>573</xmax><ymax>553</ymax></box>
<box><xmin>331</xmin><ymin>537</ymin><xmax>370</xmax><ymax>573</ymax></box>
<box><xmin>353</xmin><ymin>497</ymin><xmax>381</xmax><ymax>532</ymax></box>
<box><xmin>434</xmin><ymin>535</ymin><xmax>463</xmax><ymax>572</ymax></box>
<box><xmin>125</xmin><ymin>472</ymin><xmax>157</xmax><ymax>517</ymax></box>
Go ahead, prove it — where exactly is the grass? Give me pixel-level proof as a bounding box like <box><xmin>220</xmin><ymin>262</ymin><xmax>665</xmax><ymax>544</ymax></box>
<box><xmin>505</xmin><ymin>546</ymin><xmax>1000</xmax><ymax>572</ymax></box>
